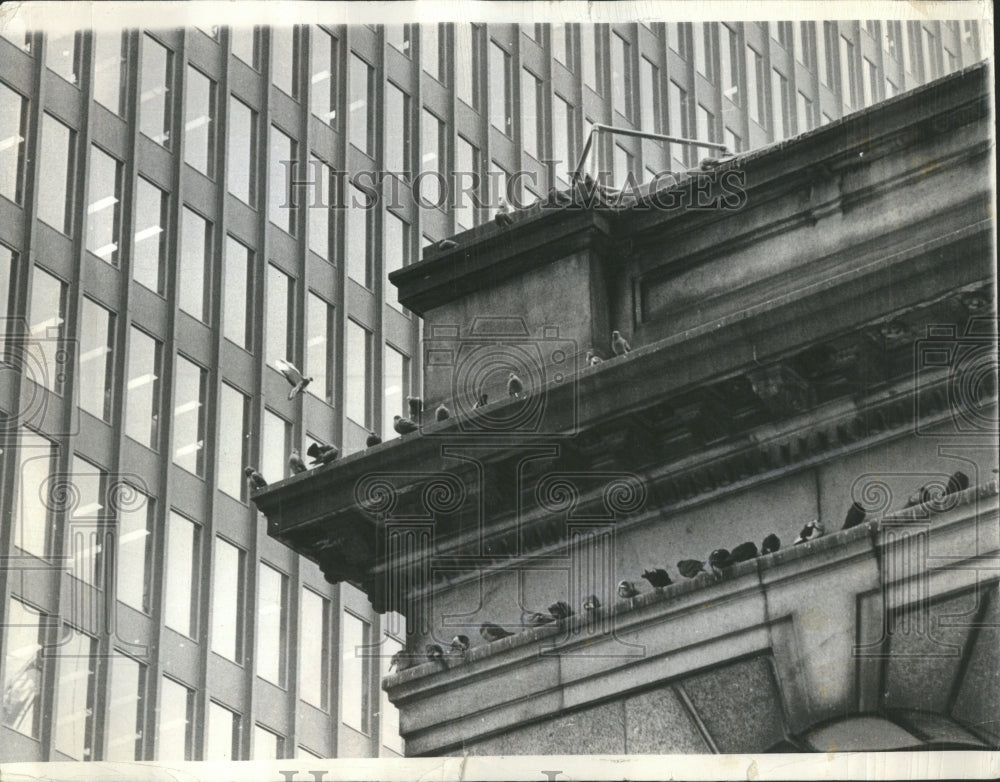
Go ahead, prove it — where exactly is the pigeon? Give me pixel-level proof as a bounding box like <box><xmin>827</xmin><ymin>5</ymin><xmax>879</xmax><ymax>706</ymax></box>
<box><xmin>582</xmin><ymin>594</ymin><xmax>601</xmax><ymax>612</ymax></box>
<box><xmin>479</xmin><ymin>622</ymin><xmax>514</xmax><ymax>642</ymax></box>
<box><xmin>435</xmin><ymin>403</ymin><xmax>450</xmax><ymax>421</ymax></box>
<box><xmin>425</xmin><ymin>643</ymin><xmax>444</xmax><ymax>661</ymax></box>
<box><xmin>611</xmin><ymin>330</ymin><xmax>631</xmax><ymax>356</ymax></box>
<box><xmin>546</xmin><ymin>187</ymin><xmax>573</xmax><ymax>207</ymax></box>
<box><xmin>507</xmin><ymin>372</ymin><xmax>524</xmax><ymax>399</ymax></box>
<box><xmin>617</xmin><ymin>580</ymin><xmax>640</xmax><ymax>599</ymax></box>
<box><xmin>677</xmin><ymin>559</ymin><xmax>706</xmax><ymax>579</ymax></box>
<box><xmin>547</xmin><ymin>601</ymin><xmax>574</xmax><ymax>620</ymax></box>
<box><xmin>472</xmin><ymin>393</ymin><xmax>488</xmax><ymax>409</ymax></box>
<box><xmin>393</xmin><ymin>415</ymin><xmax>419</xmax><ymax>435</ymax></box>
<box><xmin>793</xmin><ymin>519</ymin><xmax>825</xmax><ymax>544</ymax></box>
<box><xmin>437</xmin><ymin>238</ymin><xmax>458</xmax><ymax>251</ymax></box>
<box><xmin>275</xmin><ymin>359</ymin><xmax>313</xmax><ymax>400</ymax></box>
<box><xmin>585</xmin><ymin>350</ymin><xmax>602</xmax><ymax>367</ymax></box>
<box><xmin>288</xmin><ymin>450</ymin><xmax>308</xmax><ymax>474</ymax></box>
<box><xmin>449</xmin><ymin>635</ymin><xmax>471</xmax><ymax>655</ymax></box>
<box><xmin>761</xmin><ymin>534</ymin><xmax>781</xmax><ymax>555</ymax></box>
<box><xmin>245</xmin><ymin>467</ymin><xmax>267</xmax><ymax>490</ymax></box>
<box><xmin>946</xmin><ymin>470</ymin><xmax>970</xmax><ymax>495</ymax></box>
<box><xmin>842</xmin><ymin>501</ymin><xmax>866</xmax><ymax>530</ymax></box>
<box><xmin>520</xmin><ymin>610</ymin><xmax>555</xmax><ymax>628</ymax></box>
<box><xmin>729</xmin><ymin>541</ymin><xmax>759</xmax><ymax>564</ymax></box>
<box><xmin>641</xmin><ymin>568</ymin><xmax>673</xmax><ymax>589</ymax></box>
<box><xmin>306</xmin><ymin>441</ymin><xmax>339</xmax><ymax>465</ymax></box>
<box><xmin>494</xmin><ymin>198</ymin><xmax>514</xmax><ymax>228</ymax></box>
<box><xmin>698</xmin><ymin>152</ymin><xmax>734</xmax><ymax>171</ymax></box>
<box><xmin>407</xmin><ymin>395</ymin><xmax>423</xmax><ymax>422</ymax></box>
<box><xmin>366</xmin><ymin>431</ymin><xmax>382</xmax><ymax>447</ymax></box>
<box><xmin>388</xmin><ymin>649</ymin><xmax>413</xmax><ymax>672</ymax></box>
<box><xmin>708</xmin><ymin>548</ymin><xmax>731</xmax><ymax>576</ymax></box>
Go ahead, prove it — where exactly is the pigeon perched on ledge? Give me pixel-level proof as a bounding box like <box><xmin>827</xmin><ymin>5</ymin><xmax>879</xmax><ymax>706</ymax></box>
<box><xmin>728</xmin><ymin>541</ymin><xmax>759</xmax><ymax>564</ymax></box>
<box><xmin>425</xmin><ymin>644</ymin><xmax>444</xmax><ymax>662</ymax></box>
<box><xmin>586</xmin><ymin>350</ymin><xmax>602</xmax><ymax>367</ymax></box>
<box><xmin>583</xmin><ymin>594</ymin><xmax>601</xmax><ymax>613</ymax></box>
<box><xmin>641</xmin><ymin>568</ymin><xmax>673</xmax><ymax>589</ymax></box>
<box><xmin>761</xmin><ymin>534</ymin><xmax>781</xmax><ymax>555</ymax></box>
<box><xmin>946</xmin><ymin>470</ymin><xmax>970</xmax><ymax>495</ymax></box>
<box><xmin>473</xmin><ymin>393</ymin><xmax>488</xmax><ymax>409</ymax></box>
<box><xmin>793</xmin><ymin>519</ymin><xmax>825</xmax><ymax>544</ymax></box>
<box><xmin>547</xmin><ymin>601</ymin><xmax>574</xmax><ymax>620</ymax></box>
<box><xmin>435</xmin><ymin>403</ymin><xmax>450</xmax><ymax>421</ymax></box>
<box><xmin>521</xmin><ymin>610</ymin><xmax>555</xmax><ymax>628</ymax></box>
<box><xmin>611</xmin><ymin>330</ymin><xmax>631</xmax><ymax>356</ymax></box>
<box><xmin>288</xmin><ymin>450</ymin><xmax>307</xmax><ymax>474</ymax></box>
<box><xmin>617</xmin><ymin>580</ymin><xmax>640</xmax><ymax>599</ymax></box>
<box><xmin>437</xmin><ymin>238</ymin><xmax>458</xmax><ymax>251</ymax></box>
<box><xmin>677</xmin><ymin>559</ymin><xmax>706</xmax><ymax>579</ymax></box>
<box><xmin>245</xmin><ymin>467</ymin><xmax>267</xmax><ymax>490</ymax></box>
<box><xmin>366</xmin><ymin>431</ymin><xmax>382</xmax><ymax>447</ymax></box>
<box><xmin>389</xmin><ymin>650</ymin><xmax>414</xmax><ymax>672</ymax></box>
<box><xmin>842</xmin><ymin>502</ymin><xmax>866</xmax><ymax>530</ymax></box>
<box><xmin>449</xmin><ymin>635</ymin><xmax>471</xmax><ymax>655</ymax></box>
<box><xmin>708</xmin><ymin>548</ymin><xmax>731</xmax><ymax>577</ymax></box>
<box><xmin>393</xmin><ymin>415</ymin><xmax>419</xmax><ymax>435</ymax></box>
<box><xmin>275</xmin><ymin>359</ymin><xmax>312</xmax><ymax>400</ymax></box>
<box><xmin>494</xmin><ymin>199</ymin><xmax>514</xmax><ymax>228</ymax></box>
<box><xmin>479</xmin><ymin>622</ymin><xmax>514</xmax><ymax>643</ymax></box>
<box><xmin>306</xmin><ymin>441</ymin><xmax>339</xmax><ymax>465</ymax></box>
<box><xmin>407</xmin><ymin>396</ymin><xmax>423</xmax><ymax>422</ymax></box>
<box><xmin>508</xmin><ymin>372</ymin><xmax>524</xmax><ymax>399</ymax></box>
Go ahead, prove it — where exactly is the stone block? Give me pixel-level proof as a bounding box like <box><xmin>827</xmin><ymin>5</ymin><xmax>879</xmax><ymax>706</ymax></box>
<box><xmin>624</xmin><ymin>685</ymin><xmax>711</xmax><ymax>753</ymax></box>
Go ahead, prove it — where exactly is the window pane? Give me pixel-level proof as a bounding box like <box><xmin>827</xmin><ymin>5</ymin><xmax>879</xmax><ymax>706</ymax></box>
<box><xmin>341</xmin><ymin>612</ymin><xmax>370</xmax><ymax>733</ymax></box>
<box><xmin>38</xmin><ymin>113</ymin><xmax>74</xmax><ymax>234</ymax></box>
<box><xmin>1</xmin><ymin>598</ymin><xmax>45</xmax><ymax>737</ymax></box>
<box><xmin>385</xmin><ymin>24</ymin><xmax>409</xmax><ymax>55</ymax></box>
<box><xmin>266</xmin><ymin>264</ymin><xmax>291</xmax><ymax>366</ymax></box>
<box><xmin>614</xmin><ymin>144</ymin><xmax>629</xmax><ymax>188</ymax></box>
<box><xmin>29</xmin><ymin>265</ymin><xmax>67</xmax><ymax>395</ymax></box>
<box><xmin>455</xmin><ymin>24</ymin><xmax>473</xmax><ymax>105</ymax></box>
<box><xmin>746</xmin><ymin>46</ymin><xmax>762</xmax><ymax>124</ymax></box>
<box><xmin>349</xmin><ymin>53</ymin><xmax>372</xmax><ymax>154</ymax></box>
<box><xmin>345</xmin><ymin>320</ymin><xmax>370</xmax><ymax>426</ymax></box>
<box><xmin>211</xmin><ymin>537</ymin><xmax>245</xmax><ymax>661</ymax></box>
<box><xmin>455</xmin><ymin>136</ymin><xmax>476</xmax><ymax>230</ymax></box>
<box><xmin>230</xmin><ymin>26</ymin><xmax>256</xmax><ymax>67</ymax></box>
<box><xmin>797</xmin><ymin>90</ymin><xmax>814</xmax><ymax>134</ymax></box>
<box><xmin>667</xmin><ymin>22</ymin><xmax>681</xmax><ymax>54</ymax></box>
<box><xmin>552</xmin><ymin>23</ymin><xmax>567</xmax><ymax>65</ymax></box>
<box><xmin>12</xmin><ymin>431</ymin><xmax>55</xmax><ymax>557</ymax></box>
<box><xmin>521</xmin><ymin>68</ymin><xmax>539</xmax><ymax>158</ymax></box>
<box><xmin>299</xmin><ymin>588</ymin><xmax>329</xmax><ymax>710</ymax></box>
<box><xmin>668</xmin><ymin>80</ymin><xmax>687</xmax><ymax>170</ymax></box>
<box><xmin>0</xmin><ymin>243</ymin><xmax>12</xmax><ymax>345</ymax></box>
<box><xmin>116</xmin><ymin>486</ymin><xmax>153</xmax><ymax>613</ymax></box>
<box><xmin>0</xmin><ymin>81</ymin><xmax>28</xmax><ymax>203</ymax></box>
<box><xmin>133</xmin><ymin>177</ymin><xmax>168</xmax><ymax>295</ymax></box>
<box><xmin>54</xmin><ymin>627</ymin><xmax>96</xmax><ymax>759</ymax></box>
<box><xmin>639</xmin><ymin>57</ymin><xmax>658</xmax><ymax>132</ymax></box>
<box><xmin>184</xmin><ymin>66</ymin><xmax>215</xmax><ymax>176</ymax></box>
<box><xmin>420</xmin><ymin>109</ymin><xmax>443</xmax><ymax>207</ymax></box>
<box><xmin>612</xmin><ymin>32</ymin><xmax>629</xmax><ymax>117</ymax></box>
<box><xmin>771</xmin><ymin>68</ymin><xmax>787</xmax><ymax>138</ymax></box>
<box><xmin>347</xmin><ymin>184</ymin><xmax>370</xmax><ymax>286</ymax></box>
<box><xmin>206</xmin><ymin>702</ymin><xmax>240</xmax><ymax>761</ymax></box>
<box><xmin>381</xmin><ymin>634</ymin><xmax>404</xmax><ymax>753</ymax></box>
<box><xmin>105</xmin><ymin>653</ymin><xmax>144</xmax><ymax>761</ymax></box>
<box><xmin>164</xmin><ymin>511</ymin><xmax>199</xmax><ymax>637</ymax></box>
<box><xmin>256</xmin><ymin>563</ymin><xmax>287</xmax><ymax>686</ymax></box>
<box><xmin>721</xmin><ymin>25</ymin><xmax>739</xmax><ymax>103</ymax></box>
<box><xmin>173</xmin><ymin>356</ymin><xmax>206</xmax><ymax>475</ymax></box>
<box><xmin>79</xmin><ymin>297</ymin><xmax>115</xmax><ymax>421</ymax></box>
<box><xmin>311</xmin><ymin>26</ymin><xmax>337</xmax><ymax>123</ymax></box>
<box><xmin>262</xmin><ymin>409</ymin><xmax>290</xmax><ymax>482</ymax></box>
<box><xmin>140</xmin><ymin>35</ymin><xmax>171</xmax><ymax>146</ymax></box>
<box><xmin>223</xmin><ymin>236</ymin><xmax>252</xmax><ymax>349</ymax></box>
<box><xmin>254</xmin><ymin>725</ymin><xmax>283</xmax><ymax>760</ymax></box>
<box><xmin>271</xmin><ymin>27</ymin><xmax>296</xmax><ymax>98</ymax></box>
<box><xmin>383</xmin><ymin>211</ymin><xmax>409</xmax><ymax>311</ymax></box>
<box><xmin>67</xmin><ymin>455</ymin><xmax>104</xmax><ymax>586</ymax></box>
<box><xmin>46</xmin><ymin>32</ymin><xmax>79</xmax><ymax>85</ymax></box>
<box><xmin>383</xmin><ymin>345</ymin><xmax>407</xmax><ymax>441</ymax></box>
<box><xmin>158</xmin><ymin>678</ymin><xmax>193</xmax><ymax>760</ymax></box>
<box><xmin>307</xmin><ymin>292</ymin><xmax>332</xmax><ymax>403</ymax></box>
<box><xmin>580</xmin><ymin>25</ymin><xmax>597</xmax><ymax>90</ymax></box>
<box><xmin>218</xmin><ymin>383</ymin><xmax>250</xmax><ymax>500</ymax></box>
<box><xmin>489</xmin><ymin>41</ymin><xmax>511</xmax><ymax>134</ymax></box>
<box><xmin>307</xmin><ymin>155</ymin><xmax>330</xmax><ymax>258</ymax></box>
<box><xmin>268</xmin><ymin>125</ymin><xmax>296</xmax><ymax>234</ymax></box>
<box><xmin>840</xmin><ymin>35</ymin><xmax>856</xmax><ymax>111</ymax></box>
<box><xmin>93</xmin><ymin>30</ymin><xmax>124</xmax><ymax>114</ymax></box>
<box><xmin>228</xmin><ymin>96</ymin><xmax>256</xmax><ymax>205</ymax></box>
<box><xmin>385</xmin><ymin>82</ymin><xmax>410</xmax><ymax>176</ymax></box>
<box><xmin>86</xmin><ymin>146</ymin><xmax>121</xmax><ymax>263</ymax></box>
<box><xmin>552</xmin><ymin>94</ymin><xmax>572</xmax><ymax>184</ymax></box>
<box><xmin>179</xmin><ymin>207</ymin><xmax>210</xmax><ymax>321</ymax></box>
<box><xmin>422</xmin><ymin>24</ymin><xmax>440</xmax><ymax>81</ymax></box>
<box><xmin>817</xmin><ymin>23</ymin><xmax>830</xmax><ymax>85</ymax></box>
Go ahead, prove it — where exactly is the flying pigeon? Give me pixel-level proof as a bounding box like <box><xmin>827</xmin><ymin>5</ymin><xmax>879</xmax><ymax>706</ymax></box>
<box><xmin>306</xmin><ymin>441</ymin><xmax>339</xmax><ymax>465</ymax></box>
<box><xmin>435</xmin><ymin>403</ymin><xmax>450</xmax><ymax>421</ymax></box>
<box><xmin>611</xmin><ymin>330</ymin><xmax>631</xmax><ymax>356</ymax></box>
<box><xmin>761</xmin><ymin>533</ymin><xmax>781</xmax><ymax>555</ymax></box>
<box><xmin>275</xmin><ymin>359</ymin><xmax>313</xmax><ymax>400</ymax></box>
<box><xmin>288</xmin><ymin>450</ymin><xmax>307</xmax><ymax>474</ymax></box>
<box><xmin>793</xmin><ymin>519</ymin><xmax>825</xmax><ymax>544</ymax></box>
<box><xmin>520</xmin><ymin>610</ymin><xmax>555</xmax><ymax>628</ymax></box>
<box><xmin>494</xmin><ymin>198</ymin><xmax>514</xmax><ymax>228</ymax></box>
<box><xmin>479</xmin><ymin>622</ymin><xmax>514</xmax><ymax>643</ymax></box>
<box><xmin>586</xmin><ymin>350</ymin><xmax>602</xmax><ymax>367</ymax></box>
<box><xmin>946</xmin><ymin>470</ymin><xmax>970</xmax><ymax>495</ymax></box>
<box><xmin>393</xmin><ymin>415</ymin><xmax>419</xmax><ymax>435</ymax></box>
<box><xmin>437</xmin><ymin>238</ymin><xmax>458</xmax><ymax>251</ymax></box>
<box><xmin>582</xmin><ymin>594</ymin><xmax>601</xmax><ymax>612</ymax></box>
<box><xmin>366</xmin><ymin>431</ymin><xmax>382</xmax><ymax>447</ymax></box>
<box><xmin>245</xmin><ymin>467</ymin><xmax>267</xmax><ymax>490</ymax></box>
<box><xmin>407</xmin><ymin>396</ymin><xmax>423</xmax><ymax>422</ymax></box>
<box><xmin>842</xmin><ymin>501</ymin><xmax>866</xmax><ymax>530</ymax></box>
<box><xmin>449</xmin><ymin>635</ymin><xmax>471</xmax><ymax>655</ymax></box>
<box><xmin>677</xmin><ymin>559</ymin><xmax>706</xmax><ymax>579</ymax></box>
<box><xmin>708</xmin><ymin>548</ymin><xmax>731</xmax><ymax>577</ymax></box>
<box><xmin>729</xmin><ymin>541</ymin><xmax>759</xmax><ymax>564</ymax></box>
<box><xmin>617</xmin><ymin>580</ymin><xmax>640</xmax><ymax>599</ymax></box>
<box><xmin>547</xmin><ymin>601</ymin><xmax>574</xmax><ymax>620</ymax></box>
<box><xmin>507</xmin><ymin>372</ymin><xmax>524</xmax><ymax>399</ymax></box>
<box><xmin>641</xmin><ymin>568</ymin><xmax>673</xmax><ymax>589</ymax></box>
<box><xmin>472</xmin><ymin>393</ymin><xmax>488</xmax><ymax>409</ymax></box>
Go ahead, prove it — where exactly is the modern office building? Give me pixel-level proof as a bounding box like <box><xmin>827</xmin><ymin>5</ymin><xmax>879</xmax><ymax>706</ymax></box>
<box><xmin>0</xmin><ymin>14</ymin><xmax>989</xmax><ymax>763</ymax></box>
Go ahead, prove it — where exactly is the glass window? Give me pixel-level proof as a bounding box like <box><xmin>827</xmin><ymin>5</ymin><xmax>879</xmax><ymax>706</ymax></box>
<box><xmin>922</xmin><ymin>26</ymin><xmax>939</xmax><ymax>78</ymax></box>
<box><xmin>268</xmin><ymin>125</ymin><xmax>296</xmax><ymax>234</ymax></box>
<box><xmin>262</xmin><ymin>408</ymin><xmax>290</xmax><ymax>482</ymax></box>
<box><xmin>12</xmin><ymin>431</ymin><xmax>56</xmax><ymax>557</ymax></box>
<box><xmin>211</xmin><ymin>537</ymin><xmax>245</xmax><ymax>661</ymax></box>
<box><xmin>206</xmin><ymin>702</ymin><xmax>240</xmax><ymax>761</ymax></box>
<box><xmin>794</xmin><ymin>22</ymin><xmax>811</xmax><ymax>66</ymax></box>
<box><xmin>346</xmin><ymin>319</ymin><xmax>370</xmax><ymax>426</ymax></box>
<box><xmin>667</xmin><ymin>23</ymin><xmax>682</xmax><ymax>55</ymax></box>
<box><xmin>550</xmin><ymin>23</ymin><xmax>567</xmax><ymax>65</ymax></box>
<box><xmin>0</xmin><ymin>81</ymin><xmax>28</xmax><ymax>204</ymax></box>
<box><xmin>133</xmin><ymin>177</ymin><xmax>168</xmax><ymax>295</ymax></box>
<box><xmin>693</xmin><ymin>23</ymin><xmax>714</xmax><ymax>81</ymax></box>
<box><xmin>266</xmin><ymin>264</ymin><xmax>292</xmax><ymax>366</ymax></box>
<box><xmin>0</xmin><ymin>243</ymin><xmax>12</xmax><ymax>345</ymax></box>
<box><xmin>223</xmin><ymin>236</ymin><xmax>252</xmax><ymax>350</ymax></box>
<box><xmin>385</xmin><ymin>82</ymin><xmax>410</xmax><ymax>176</ymax></box>
<box><xmin>817</xmin><ymin>23</ymin><xmax>831</xmax><ymax>86</ymax></box>
<box><xmin>299</xmin><ymin>588</ymin><xmax>329</xmax><ymax>710</ymax></box>
<box><xmin>172</xmin><ymin>356</ymin><xmax>206</xmax><ymax>475</ymax></box>
<box><xmin>254</xmin><ymin>725</ymin><xmax>283</xmax><ymax>760</ymax></box>
<box><xmin>422</xmin><ymin>23</ymin><xmax>440</xmax><ymax>81</ymax></box>
<box><xmin>93</xmin><ymin>30</ymin><xmax>124</xmax><ymax>114</ymax></box>
<box><xmin>349</xmin><ymin>53</ymin><xmax>373</xmax><ymax>155</ymax></box>
<box><xmin>746</xmin><ymin>46</ymin><xmax>764</xmax><ymax>124</ymax></box>
<box><xmin>455</xmin><ymin>135</ymin><xmax>477</xmax><ymax>230</ymax></box>
<box><xmin>256</xmin><ymin>563</ymin><xmax>288</xmax><ymax>686</ymax></box>
<box><xmin>311</xmin><ymin>26</ymin><xmax>337</xmax><ymax>124</ymax></box>
<box><xmin>179</xmin><ymin>206</ymin><xmax>211</xmax><ymax>322</ymax></box>
<box><xmin>54</xmin><ymin>626</ymin><xmax>96</xmax><ymax>759</ymax></box>
<box><xmin>489</xmin><ymin>40</ymin><xmax>512</xmax><ymax>135</ymax></box>
<box><xmin>381</xmin><ymin>633</ymin><xmax>404</xmax><ymax>754</ymax></box>
<box><xmin>46</xmin><ymin>32</ymin><xmax>80</xmax><ymax>85</ymax></box>
<box><xmin>420</xmin><ymin>109</ymin><xmax>444</xmax><ymax>208</ymax></box>
<box><xmin>78</xmin><ymin>298</ymin><xmax>114</xmax><ymax>421</ymax></box>
<box><xmin>307</xmin><ymin>292</ymin><xmax>333</xmax><ymax>402</ymax></box>
<box><xmin>231</xmin><ymin>26</ymin><xmax>257</xmax><ymax>67</ymax></box>
<box><xmin>67</xmin><ymin>454</ymin><xmax>105</xmax><ymax>586</ymax></box>
<box><xmin>184</xmin><ymin>65</ymin><xmax>215</xmax><ymax>176</ymax></box>
<box><xmin>862</xmin><ymin>57</ymin><xmax>876</xmax><ymax>106</ymax></box>
<box><xmin>341</xmin><ymin>612</ymin><xmax>370</xmax><ymax>733</ymax></box>
<box><xmin>668</xmin><ymin>80</ymin><xmax>688</xmax><ymax>170</ymax></box>
<box><xmin>218</xmin><ymin>383</ymin><xmax>250</xmax><ymax>501</ymax></box>
<box><xmin>271</xmin><ymin>27</ymin><xmax>297</xmax><ymax>98</ymax></box>
<box><xmin>455</xmin><ymin>24</ymin><xmax>474</xmax><ymax>106</ymax></box>
<box><xmin>38</xmin><ymin>113</ymin><xmax>75</xmax><ymax>234</ymax></box>
<box><xmin>385</xmin><ymin>24</ymin><xmax>410</xmax><ymax>55</ymax></box>
<box><xmin>383</xmin><ymin>210</ymin><xmax>409</xmax><ymax>311</ymax></box>
<box><xmin>140</xmin><ymin>34</ymin><xmax>172</xmax><ymax>146</ymax></box>
<box><xmin>944</xmin><ymin>47</ymin><xmax>957</xmax><ymax>74</ymax></box>
<box><xmin>885</xmin><ymin>77</ymin><xmax>897</xmax><ymax>98</ymax></box>
<box><xmin>383</xmin><ymin>344</ymin><xmax>408</xmax><ymax>440</ymax></box>
<box><xmin>521</xmin><ymin>68</ymin><xmax>540</xmax><ymax>158</ymax></box>
<box><xmin>158</xmin><ymin>677</ymin><xmax>193</xmax><ymax>760</ymax></box>
<box><xmin>29</xmin><ymin>265</ymin><xmax>67</xmax><ymax>395</ymax></box>
<box><xmin>614</xmin><ymin>144</ymin><xmax>630</xmax><ymax>188</ymax></box>
<box><xmin>721</xmin><ymin>25</ymin><xmax>739</xmax><ymax>103</ymax></box>
<box><xmin>228</xmin><ymin>96</ymin><xmax>256</xmax><ymax>205</ymax></box>
<box><xmin>580</xmin><ymin>25</ymin><xmax>597</xmax><ymax>91</ymax></box>
<box><xmin>116</xmin><ymin>485</ymin><xmax>153</xmax><ymax>613</ymax></box>
<box><xmin>797</xmin><ymin>90</ymin><xmax>814</xmax><ymax>134</ymax></box>
<box><xmin>86</xmin><ymin>146</ymin><xmax>122</xmax><ymax>263</ymax></box>
<box><xmin>611</xmin><ymin>32</ymin><xmax>630</xmax><ymax>118</ymax></box>
<box><xmin>489</xmin><ymin>162</ymin><xmax>510</xmax><ymax>219</ymax></box>
<box><xmin>347</xmin><ymin>184</ymin><xmax>371</xmax><ymax>286</ymax></box>
<box><xmin>771</xmin><ymin>68</ymin><xmax>788</xmax><ymax>138</ymax></box>
<box><xmin>724</xmin><ymin>128</ymin><xmax>741</xmax><ymax>153</ymax></box>
<box><xmin>105</xmin><ymin>653</ymin><xmax>144</xmax><ymax>761</ymax></box>
<box><xmin>552</xmin><ymin>94</ymin><xmax>573</xmax><ymax>184</ymax></box>
<box><xmin>696</xmin><ymin>105</ymin><xmax>714</xmax><ymax>149</ymax></box>
<box><xmin>1</xmin><ymin>598</ymin><xmax>45</xmax><ymax>737</ymax></box>
<box><xmin>639</xmin><ymin>56</ymin><xmax>659</xmax><ymax>133</ymax></box>
<box><xmin>164</xmin><ymin>511</ymin><xmax>199</xmax><ymax>638</ymax></box>
<box><xmin>839</xmin><ymin>35</ymin><xmax>856</xmax><ymax>111</ymax></box>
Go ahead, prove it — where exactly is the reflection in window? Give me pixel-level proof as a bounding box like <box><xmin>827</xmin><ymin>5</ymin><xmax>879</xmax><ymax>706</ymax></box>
<box><xmin>54</xmin><ymin>626</ymin><xmax>97</xmax><ymax>759</ymax></box>
<box><xmin>307</xmin><ymin>155</ymin><xmax>331</xmax><ymax>259</ymax></box>
<box><xmin>93</xmin><ymin>30</ymin><xmax>125</xmax><ymax>114</ymax></box>
<box><xmin>311</xmin><ymin>26</ymin><xmax>337</xmax><ymax>124</ymax></box>
<box><xmin>1</xmin><ymin>598</ymin><xmax>45</xmax><ymax>738</ymax></box>
<box><xmin>299</xmin><ymin>588</ymin><xmax>329</xmax><ymax>710</ymax></box>
<box><xmin>218</xmin><ymin>383</ymin><xmax>250</xmax><ymax>501</ymax></box>
<box><xmin>133</xmin><ymin>177</ymin><xmax>168</xmax><ymax>295</ymax></box>
<box><xmin>349</xmin><ymin>53</ymin><xmax>373</xmax><ymax>155</ymax></box>
<box><xmin>13</xmin><ymin>430</ymin><xmax>55</xmax><ymax>557</ymax></box>
<box><xmin>140</xmin><ymin>34</ymin><xmax>172</xmax><ymax>146</ymax></box>
<box><xmin>254</xmin><ymin>725</ymin><xmax>284</xmax><ymax>760</ymax></box>
<box><xmin>268</xmin><ymin>125</ymin><xmax>296</xmax><ymax>234</ymax></box>
<box><xmin>256</xmin><ymin>563</ymin><xmax>288</xmax><ymax>686</ymax></box>
<box><xmin>164</xmin><ymin>511</ymin><xmax>199</xmax><ymax>638</ymax></box>
<box><xmin>228</xmin><ymin>96</ymin><xmax>256</xmax><ymax>205</ymax></box>
<box><xmin>307</xmin><ymin>292</ymin><xmax>333</xmax><ymax>403</ymax></box>
<box><xmin>173</xmin><ymin>356</ymin><xmax>206</xmax><ymax>475</ymax></box>
<box><xmin>383</xmin><ymin>210</ymin><xmax>409</xmax><ymax>311</ymax></box>
<box><xmin>105</xmin><ymin>653</ymin><xmax>144</xmax><ymax>761</ymax></box>
<box><xmin>179</xmin><ymin>207</ymin><xmax>211</xmax><ymax>322</ymax></box>
<box><xmin>46</xmin><ymin>32</ymin><xmax>79</xmax><ymax>85</ymax></box>
<box><xmin>211</xmin><ymin>537</ymin><xmax>245</xmax><ymax>662</ymax></box>
<box><xmin>271</xmin><ymin>27</ymin><xmax>297</xmax><ymax>98</ymax></box>
<box><xmin>345</xmin><ymin>320</ymin><xmax>370</xmax><ymax>426</ymax></box>
<box><xmin>262</xmin><ymin>408</ymin><xmax>290</xmax><ymax>482</ymax></box>
<box><xmin>420</xmin><ymin>109</ymin><xmax>443</xmax><ymax>207</ymax></box>
<box><xmin>38</xmin><ymin>113</ymin><xmax>75</xmax><ymax>234</ymax></box>
<box><xmin>116</xmin><ymin>485</ymin><xmax>153</xmax><ymax>613</ymax></box>
<box><xmin>184</xmin><ymin>66</ymin><xmax>216</xmax><ymax>176</ymax></box>
<box><xmin>0</xmin><ymin>81</ymin><xmax>28</xmax><ymax>203</ymax></box>
<box><xmin>67</xmin><ymin>454</ymin><xmax>105</xmax><ymax>586</ymax></box>
<box><xmin>158</xmin><ymin>677</ymin><xmax>193</xmax><ymax>760</ymax></box>
<box><xmin>385</xmin><ymin>82</ymin><xmax>410</xmax><ymax>176</ymax></box>
<box><xmin>489</xmin><ymin>41</ymin><xmax>512</xmax><ymax>135</ymax></box>
<box><xmin>86</xmin><ymin>146</ymin><xmax>121</xmax><ymax>263</ymax></box>
<box><xmin>455</xmin><ymin>24</ymin><xmax>475</xmax><ymax>107</ymax></box>
<box><xmin>341</xmin><ymin>612</ymin><xmax>370</xmax><ymax>733</ymax></box>
<box><xmin>383</xmin><ymin>345</ymin><xmax>408</xmax><ymax>441</ymax></box>
<box><xmin>223</xmin><ymin>236</ymin><xmax>252</xmax><ymax>350</ymax></box>
<box><xmin>521</xmin><ymin>68</ymin><xmax>540</xmax><ymax>158</ymax></box>
<box><xmin>230</xmin><ymin>27</ymin><xmax>257</xmax><ymax>67</ymax></box>
<box><xmin>422</xmin><ymin>23</ymin><xmax>440</xmax><ymax>81</ymax></box>
<box><xmin>29</xmin><ymin>265</ymin><xmax>67</xmax><ymax>395</ymax></box>
<box><xmin>206</xmin><ymin>701</ymin><xmax>240</xmax><ymax>761</ymax></box>
<box><xmin>266</xmin><ymin>264</ymin><xmax>292</xmax><ymax>366</ymax></box>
